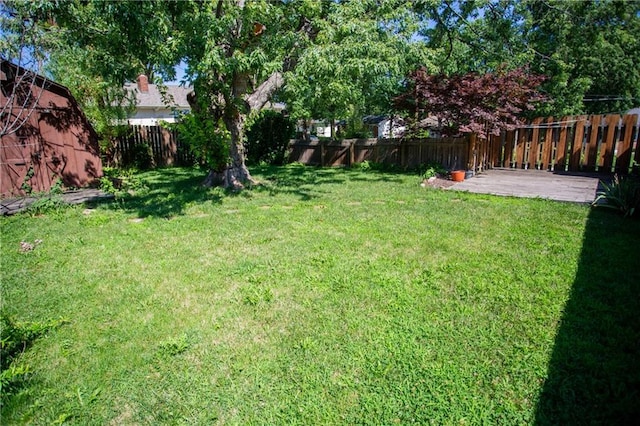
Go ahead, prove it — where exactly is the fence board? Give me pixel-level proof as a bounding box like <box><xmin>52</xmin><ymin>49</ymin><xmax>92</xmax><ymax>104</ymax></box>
<box><xmin>527</xmin><ymin>118</ymin><xmax>542</xmax><ymax>169</ymax></box>
<box><xmin>601</xmin><ymin>114</ymin><xmax>620</xmax><ymax>171</ymax></box>
<box><xmin>570</xmin><ymin>116</ymin><xmax>587</xmax><ymax>170</ymax></box>
<box><xmin>540</xmin><ymin>117</ymin><xmax>554</xmax><ymax>170</ymax></box>
<box><xmin>503</xmin><ymin>130</ymin><xmax>514</xmax><ymax>167</ymax></box>
<box><xmin>617</xmin><ymin>114</ymin><xmax>637</xmax><ymax>173</ymax></box>
<box><xmin>635</xmin><ymin>123</ymin><xmax>640</xmax><ymax>168</ymax></box>
<box><xmin>586</xmin><ymin>115</ymin><xmax>602</xmax><ymax>170</ymax></box>
<box><xmin>555</xmin><ymin>116</ymin><xmax>570</xmax><ymax>171</ymax></box>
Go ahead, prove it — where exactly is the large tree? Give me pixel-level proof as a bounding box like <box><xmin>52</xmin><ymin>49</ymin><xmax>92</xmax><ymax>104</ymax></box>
<box><xmin>395</xmin><ymin>66</ymin><xmax>546</xmax><ymax>138</ymax></box>
<box><xmin>418</xmin><ymin>0</ymin><xmax>640</xmax><ymax>116</ymax></box>
<box><xmin>176</xmin><ymin>0</ymin><xmax>427</xmax><ymax>187</ymax></box>
<box><xmin>525</xmin><ymin>0</ymin><xmax>640</xmax><ymax>115</ymax></box>
<box><xmin>283</xmin><ymin>1</ymin><xmax>429</xmax><ymax>139</ymax></box>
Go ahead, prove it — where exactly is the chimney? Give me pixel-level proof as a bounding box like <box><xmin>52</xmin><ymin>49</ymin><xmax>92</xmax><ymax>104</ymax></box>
<box><xmin>137</xmin><ymin>74</ymin><xmax>149</xmax><ymax>93</ymax></box>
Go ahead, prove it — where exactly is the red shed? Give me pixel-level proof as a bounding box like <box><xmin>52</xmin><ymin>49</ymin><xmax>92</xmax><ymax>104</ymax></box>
<box><xmin>1</xmin><ymin>60</ymin><xmax>103</xmax><ymax>198</ymax></box>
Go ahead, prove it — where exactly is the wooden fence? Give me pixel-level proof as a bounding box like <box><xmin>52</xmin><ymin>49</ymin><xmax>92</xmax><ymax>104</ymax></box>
<box><xmin>482</xmin><ymin>114</ymin><xmax>640</xmax><ymax>173</ymax></box>
<box><xmin>115</xmin><ymin>114</ymin><xmax>639</xmax><ymax>175</ymax></box>
<box><xmin>291</xmin><ymin>114</ymin><xmax>639</xmax><ymax>175</ymax></box>
<box><xmin>288</xmin><ymin>137</ymin><xmax>471</xmax><ymax>171</ymax></box>
<box><xmin>112</xmin><ymin>125</ymin><xmax>195</xmax><ymax>167</ymax></box>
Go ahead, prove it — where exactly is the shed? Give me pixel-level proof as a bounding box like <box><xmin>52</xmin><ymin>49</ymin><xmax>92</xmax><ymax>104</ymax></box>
<box><xmin>1</xmin><ymin>60</ymin><xmax>103</xmax><ymax>197</ymax></box>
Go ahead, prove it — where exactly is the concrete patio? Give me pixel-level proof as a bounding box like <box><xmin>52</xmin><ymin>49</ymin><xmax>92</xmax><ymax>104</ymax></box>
<box><xmin>449</xmin><ymin>168</ymin><xmax>606</xmax><ymax>203</ymax></box>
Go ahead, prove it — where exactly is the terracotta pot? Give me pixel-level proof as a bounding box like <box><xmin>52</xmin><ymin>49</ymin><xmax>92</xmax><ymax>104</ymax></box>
<box><xmin>450</xmin><ymin>170</ymin><xmax>465</xmax><ymax>182</ymax></box>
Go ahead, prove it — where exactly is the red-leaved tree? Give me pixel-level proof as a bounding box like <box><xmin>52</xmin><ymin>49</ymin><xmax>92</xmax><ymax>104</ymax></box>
<box><xmin>395</xmin><ymin>66</ymin><xmax>546</xmax><ymax>139</ymax></box>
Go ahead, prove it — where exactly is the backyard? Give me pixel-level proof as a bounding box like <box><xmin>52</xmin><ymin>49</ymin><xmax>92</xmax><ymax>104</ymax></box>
<box><xmin>1</xmin><ymin>165</ymin><xmax>639</xmax><ymax>424</ymax></box>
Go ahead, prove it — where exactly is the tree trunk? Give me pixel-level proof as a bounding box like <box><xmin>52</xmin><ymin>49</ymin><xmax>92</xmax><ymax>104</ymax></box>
<box><xmin>203</xmin><ymin>110</ymin><xmax>254</xmax><ymax>190</ymax></box>
<box><xmin>201</xmin><ymin>71</ymin><xmax>284</xmax><ymax>190</ymax></box>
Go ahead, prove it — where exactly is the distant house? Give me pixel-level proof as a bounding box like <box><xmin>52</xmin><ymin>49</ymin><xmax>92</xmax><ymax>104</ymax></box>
<box><xmin>124</xmin><ymin>75</ymin><xmax>192</xmax><ymax>125</ymax></box>
<box><xmin>626</xmin><ymin>107</ymin><xmax>640</xmax><ymax>126</ymax></box>
<box><xmin>1</xmin><ymin>60</ymin><xmax>103</xmax><ymax>197</ymax></box>
<box><xmin>364</xmin><ymin>116</ymin><xmax>407</xmax><ymax>139</ymax></box>
<box><xmin>364</xmin><ymin>115</ymin><xmax>443</xmax><ymax>139</ymax></box>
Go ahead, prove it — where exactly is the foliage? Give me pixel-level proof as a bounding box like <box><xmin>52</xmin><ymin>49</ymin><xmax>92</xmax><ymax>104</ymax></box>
<box><xmin>99</xmin><ymin>167</ymin><xmax>148</xmax><ymax>198</ymax></box>
<box><xmin>592</xmin><ymin>175</ymin><xmax>640</xmax><ymax>218</ymax></box>
<box><xmin>25</xmin><ymin>195</ymin><xmax>67</xmax><ymax>216</ymax></box>
<box><xmin>176</xmin><ymin>112</ymin><xmax>229</xmax><ymax>172</ymax></box>
<box><xmin>394</xmin><ymin>66</ymin><xmax>546</xmax><ymax>138</ymax></box>
<box><xmin>352</xmin><ymin>161</ymin><xmax>372</xmax><ymax>172</ymax></box>
<box><xmin>46</xmin><ymin>48</ymin><xmax>136</xmax><ymax>157</ymax></box>
<box><xmin>419</xmin><ymin>0</ymin><xmax>533</xmax><ymax>75</ymax></box>
<box><xmin>20</xmin><ymin>167</ymin><xmax>36</xmax><ymax>195</ymax></box>
<box><xmin>420</xmin><ymin>162</ymin><xmax>447</xmax><ymax>179</ymax></box>
<box><xmin>245</xmin><ymin>109</ymin><xmax>295</xmax><ymax>166</ymax></box>
<box><xmin>525</xmin><ymin>0</ymin><xmax>640</xmax><ymax>115</ymax></box>
<box><xmin>416</xmin><ymin>0</ymin><xmax>640</xmax><ymax>116</ymax></box>
<box><xmin>121</xmin><ymin>143</ymin><xmax>155</xmax><ymax>171</ymax></box>
<box><xmin>284</xmin><ymin>1</ymin><xmax>428</xmax><ymax>131</ymax></box>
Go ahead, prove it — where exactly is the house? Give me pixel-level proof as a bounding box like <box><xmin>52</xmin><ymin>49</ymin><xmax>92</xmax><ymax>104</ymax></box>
<box><xmin>364</xmin><ymin>115</ymin><xmax>406</xmax><ymax>139</ymax></box>
<box><xmin>1</xmin><ymin>60</ymin><xmax>103</xmax><ymax>197</ymax></box>
<box><xmin>626</xmin><ymin>107</ymin><xmax>640</xmax><ymax>126</ymax></box>
<box><xmin>124</xmin><ymin>75</ymin><xmax>192</xmax><ymax>125</ymax></box>
<box><xmin>363</xmin><ymin>115</ymin><xmax>443</xmax><ymax>139</ymax></box>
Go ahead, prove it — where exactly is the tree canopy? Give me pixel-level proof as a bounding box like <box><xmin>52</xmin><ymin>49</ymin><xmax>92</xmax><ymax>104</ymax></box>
<box><xmin>2</xmin><ymin>0</ymin><xmax>639</xmax><ymax>187</ymax></box>
<box><xmin>394</xmin><ymin>66</ymin><xmax>546</xmax><ymax>138</ymax></box>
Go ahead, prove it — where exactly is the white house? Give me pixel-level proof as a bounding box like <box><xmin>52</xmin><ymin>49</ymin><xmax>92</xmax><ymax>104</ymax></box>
<box><xmin>626</xmin><ymin>107</ymin><xmax>640</xmax><ymax>126</ymax></box>
<box><xmin>363</xmin><ymin>115</ymin><xmax>442</xmax><ymax>139</ymax></box>
<box><xmin>124</xmin><ymin>75</ymin><xmax>192</xmax><ymax>125</ymax></box>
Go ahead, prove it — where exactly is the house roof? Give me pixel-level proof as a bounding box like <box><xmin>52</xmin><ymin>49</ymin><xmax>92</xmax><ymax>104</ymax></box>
<box><xmin>124</xmin><ymin>81</ymin><xmax>192</xmax><ymax>109</ymax></box>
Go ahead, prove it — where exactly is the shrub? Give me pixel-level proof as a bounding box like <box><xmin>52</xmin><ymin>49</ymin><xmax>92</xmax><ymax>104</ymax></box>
<box><xmin>177</xmin><ymin>112</ymin><xmax>229</xmax><ymax>172</ymax></box>
<box><xmin>25</xmin><ymin>195</ymin><xmax>67</xmax><ymax>216</ymax></box>
<box><xmin>592</xmin><ymin>175</ymin><xmax>640</xmax><ymax>217</ymax></box>
<box><xmin>99</xmin><ymin>167</ymin><xmax>148</xmax><ymax>197</ymax></box>
<box><xmin>130</xmin><ymin>143</ymin><xmax>155</xmax><ymax>170</ymax></box>
<box><xmin>245</xmin><ymin>109</ymin><xmax>295</xmax><ymax>166</ymax></box>
<box><xmin>420</xmin><ymin>162</ymin><xmax>447</xmax><ymax>179</ymax></box>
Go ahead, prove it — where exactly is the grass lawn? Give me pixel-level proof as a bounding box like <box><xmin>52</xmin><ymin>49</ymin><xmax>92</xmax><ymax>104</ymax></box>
<box><xmin>2</xmin><ymin>165</ymin><xmax>639</xmax><ymax>424</ymax></box>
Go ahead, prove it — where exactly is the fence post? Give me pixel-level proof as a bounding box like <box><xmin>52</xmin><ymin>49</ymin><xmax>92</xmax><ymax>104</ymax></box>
<box><xmin>349</xmin><ymin>141</ymin><xmax>355</xmax><ymax>167</ymax></box>
<box><xmin>321</xmin><ymin>140</ymin><xmax>326</xmax><ymax>167</ymax></box>
<box><xmin>468</xmin><ymin>133</ymin><xmax>476</xmax><ymax>171</ymax></box>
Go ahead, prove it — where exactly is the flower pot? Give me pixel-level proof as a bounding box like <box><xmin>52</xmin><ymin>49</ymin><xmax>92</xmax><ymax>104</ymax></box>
<box><xmin>450</xmin><ymin>170</ymin><xmax>465</xmax><ymax>182</ymax></box>
<box><xmin>465</xmin><ymin>170</ymin><xmax>474</xmax><ymax>179</ymax></box>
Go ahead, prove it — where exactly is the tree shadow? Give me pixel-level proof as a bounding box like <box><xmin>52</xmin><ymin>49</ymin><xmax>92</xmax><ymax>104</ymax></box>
<box><xmin>535</xmin><ymin>209</ymin><xmax>640</xmax><ymax>424</ymax></box>
<box><xmin>87</xmin><ymin>168</ymin><xmax>223</xmax><ymax>218</ymax></box>
<box><xmin>251</xmin><ymin>164</ymin><xmax>407</xmax><ymax>200</ymax></box>
<box><xmin>86</xmin><ymin>165</ymin><xmax>413</xmax><ymax>217</ymax></box>
<box><xmin>251</xmin><ymin>164</ymin><xmax>346</xmax><ymax>200</ymax></box>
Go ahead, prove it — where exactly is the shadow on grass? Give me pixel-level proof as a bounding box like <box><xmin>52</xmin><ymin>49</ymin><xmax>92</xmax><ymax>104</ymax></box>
<box><xmin>535</xmin><ymin>209</ymin><xmax>640</xmax><ymax>424</ymax></box>
<box><xmin>89</xmin><ymin>165</ymin><xmax>405</xmax><ymax>217</ymax></box>
<box><xmin>251</xmin><ymin>164</ymin><xmax>406</xmax><ymax>201</ymax></box>
<box><xmin>87</xmin><ymin>167</ymin><xmax>221</xmax><ymax>218</ymax></box>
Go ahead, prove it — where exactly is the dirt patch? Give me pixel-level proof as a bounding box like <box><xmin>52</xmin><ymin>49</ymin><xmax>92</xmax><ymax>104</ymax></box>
<box><xmin>420</xmin><ymin>176</ymin><xmax>456</xmax><ymax>189</ymax></box>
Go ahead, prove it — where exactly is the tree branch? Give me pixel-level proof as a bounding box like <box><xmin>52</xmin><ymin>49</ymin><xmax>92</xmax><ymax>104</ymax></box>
<box><xmin>245</xmin><ymin>71</ymin><xmax>283</xmax><ymax>112</ymax></box>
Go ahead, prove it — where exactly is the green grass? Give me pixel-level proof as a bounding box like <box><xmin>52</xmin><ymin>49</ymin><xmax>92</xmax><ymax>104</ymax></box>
<box><xmin>1</xmin><ymin>165</ymin><xmax>639</xmax><ymax>424</ymax></box>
